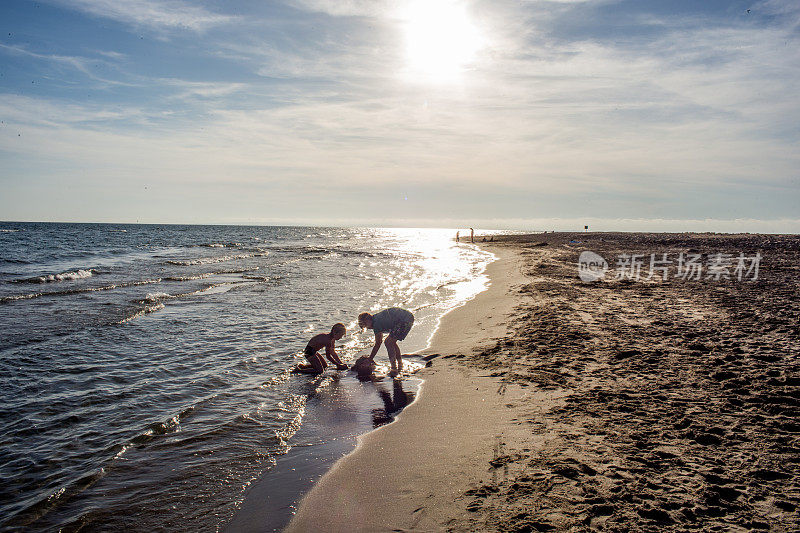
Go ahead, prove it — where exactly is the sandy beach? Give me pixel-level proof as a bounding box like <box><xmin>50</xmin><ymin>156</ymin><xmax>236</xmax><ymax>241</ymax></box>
<box><xmin>287</xmin><ymin>232</ymin><xmax>799</xmax><ymax>532</ymax></box>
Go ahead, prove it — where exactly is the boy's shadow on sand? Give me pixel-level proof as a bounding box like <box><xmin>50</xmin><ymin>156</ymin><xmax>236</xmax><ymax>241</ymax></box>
<box><xmin>371</xmin><ymin>380</ymin><xmax>415</xmax><ymax>428</ymax></box>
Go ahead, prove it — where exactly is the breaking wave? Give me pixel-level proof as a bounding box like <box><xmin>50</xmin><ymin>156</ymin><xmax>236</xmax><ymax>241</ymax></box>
<box><xmin>0</xmin><ymin>279</ymin><xmax>163</xmax><ymax>304</ymax></box>
<box><xmin>19</xmin><ymin>269</ymin><xmax>95</xmax><ymax>284</ymax></box>
<box><xmin>165</xmin><ymin>252</ymin><xmax>268</xmax><ymax>266</ymax></box>
<box><xmin>144</xmin><ymin>292</ymin><xmax>172</xmax><ymax>303</ymax></box>
<box><xmin>117</xmin><ymin>302</ymin><xmax>166</xmax><ymax>324</ymax></box>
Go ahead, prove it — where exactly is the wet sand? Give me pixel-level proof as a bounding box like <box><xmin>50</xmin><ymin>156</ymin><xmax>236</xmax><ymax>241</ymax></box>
<box><xmin>286</xmin><ymin>233</ymin><xmax>799</xmax><ymax>532</ymax></box>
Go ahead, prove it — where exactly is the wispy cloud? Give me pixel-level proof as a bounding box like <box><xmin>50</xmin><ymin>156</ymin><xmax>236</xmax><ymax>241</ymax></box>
<box><xmin>46</xmin><ymin>0</ymin><xmax>236</xmax><ymax>31</ymax></box>
<box><xmin>2</xmin><ymin>0</ymin><xmax>798</xmax><ymax>227</ymax></box>
<box><xmin>287</xmin><ymin>0</ymin><xmax>396</xmax><ymax>18</ymax></box>
<box><xmin>161</xmin><ymin>79</ymin><xmax>248</xmax><ymax>100</ymax></box>
<box><xmin>1</xmin><ymin>43</ymin><xmax>95</xmax><ymax>76</ymax></box>
<box><xmin>0</xmin><ymin>94</ymin><xmax>150</xmax><ymax>128</ymax></box>
<box><xmin>0</xmin><ymin>43</ymin><xmax>137</xmax><ymax>88</ymax></box>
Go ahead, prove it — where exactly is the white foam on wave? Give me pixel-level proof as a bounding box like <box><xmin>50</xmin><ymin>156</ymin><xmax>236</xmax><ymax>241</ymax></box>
<box><xmin>1</xmin><ymin>278</ymin><xmax>163</xmax><ymax>304</ymax></box>
<box><xmin>144</xmin><ymin>292</ymin><xmax>172</xmax><ymax>303</ymax></box>
<box><xmin>166</xmin><ymin>252</ymin><xmax>268</xmax><ymax>266</ymax></box>
<box><xmin>0</xmin><ymin>292</ymin><xmax>44</xmax><ymax>303</ymax></box>
<box><xmin>30</xmin><ymin>269</ymin><xmax>95</xmax><ymax>283</ymax></box>
<box><xmin>199</xmin><ymin>242</ymin><xmax>242</xmax><ymax>248</ymax></box>
<box><xmin>242</xmin><ymin>274</ymin><xmax>271</xmax><ymax>282</ymax></box>
<box><xmin>163</xmin><ymin>267</ymin><xmax>256</xmax><ymax>281</ymax></box>
<box><xmin>118</xmin><ymin>302</ymin><xmax>166</xmax><ymax>324</ymax></box>
<box><xmin>1</xmin><ymin>228</ymin><xmax>21</xmax><ymax>232</ymax></box>
<box><xmin>192</xmin><ymin>282</ymin><xmax>238</xmax><ymax>296</ymax></box>
<box><xmin>225</xmin><ymin>266</ymin><xmax>260</xmax><ymax>274</ymax></box>
<box><xmin>164</xmin><ymin>273</ymin><xmax>213</xmax><ymax>282</ymax></box>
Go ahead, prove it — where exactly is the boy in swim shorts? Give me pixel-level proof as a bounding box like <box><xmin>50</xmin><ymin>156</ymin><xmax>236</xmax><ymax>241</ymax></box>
<box><xmin>358</xmin><ymin>307</ymin><xmax>414</xmax><ymax>376</ymax></box>
<box><xmin>296</xmin><ymin>323</ymin><xmax>348</xmax><ymax>374</ymax></box>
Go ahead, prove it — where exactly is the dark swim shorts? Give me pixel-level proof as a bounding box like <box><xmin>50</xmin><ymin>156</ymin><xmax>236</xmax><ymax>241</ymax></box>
<box><xmin>304</xmin><ymin>345</ymin><xmax>319</xmax><ymax>359</ymax></box>
<box><xmin>389</xmin><ymin>318</ymin><xmax>413</xmax><ymax>341</ymax></box>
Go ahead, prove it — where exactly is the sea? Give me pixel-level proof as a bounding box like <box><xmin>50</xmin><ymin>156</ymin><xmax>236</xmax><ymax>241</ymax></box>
<box><xmin>0</xmin><ymin>222</ymin><xmax>494</xmax><ymax>532</ymax></box>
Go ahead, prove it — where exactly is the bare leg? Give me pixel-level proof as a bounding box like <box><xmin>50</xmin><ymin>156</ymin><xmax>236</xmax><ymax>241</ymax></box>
<box><xmin>383</xmin><ymin>335</ymin><xmax>403</xmax><ymax>372</ymax></box>
<box><xmin>395</xmin><ymin>345</ymin><xmax>403</xmax><ymax>373</ymax></box>
<box><xmin>298</xmin><ymin>353</ymin><xmax>324</xmax><ymax>374</ymax></box>
<box><xmin>385</xmin><ymin>336</ymin><xmax>400</xmax><ymax>374</ymax></box>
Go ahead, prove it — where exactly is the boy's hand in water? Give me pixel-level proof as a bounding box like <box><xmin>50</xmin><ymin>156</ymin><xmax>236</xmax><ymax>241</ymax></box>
<box><xmin>336</xmin><ymin>364</ymin><xmax>348</xmax><ymax>370</ymax></box>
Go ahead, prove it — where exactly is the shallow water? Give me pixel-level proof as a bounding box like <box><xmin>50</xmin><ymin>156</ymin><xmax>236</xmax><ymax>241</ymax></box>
<box><xmin>0</xmin><ymin>223</ymin><xmax>493</xmax><ymax>531</ymax></box>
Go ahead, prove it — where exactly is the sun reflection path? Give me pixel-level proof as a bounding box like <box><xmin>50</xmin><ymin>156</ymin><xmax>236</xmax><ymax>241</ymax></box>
<box><xmin>366</xmin><ymin>227</ymin><xmax>496</xmax><ymax>352</ymax></box>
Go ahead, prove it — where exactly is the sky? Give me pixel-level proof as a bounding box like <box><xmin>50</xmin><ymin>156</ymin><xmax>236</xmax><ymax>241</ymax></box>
<box><xmin>0</xmin><ymin>0</ymin><xmax>798</xmax><ymax>231</ymax></box>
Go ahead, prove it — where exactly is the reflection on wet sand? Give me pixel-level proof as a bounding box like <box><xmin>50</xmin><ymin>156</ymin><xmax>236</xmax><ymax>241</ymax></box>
<box><xmin>372</xmin><ymin>379</ymin><xmax>415</xmax><ymax>427</ymax></box>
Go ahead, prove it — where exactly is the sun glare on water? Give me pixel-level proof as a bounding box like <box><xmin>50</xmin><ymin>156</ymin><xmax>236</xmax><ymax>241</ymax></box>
<box><xmin>402</xmin><ymin>0</ymin><xmax>483</xmax><ymax>82</ymax></box>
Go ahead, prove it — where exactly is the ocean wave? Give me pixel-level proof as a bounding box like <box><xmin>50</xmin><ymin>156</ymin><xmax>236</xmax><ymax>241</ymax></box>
<box><xmin>144</xmin><ymin>292</ymin><xmax>172</xmax><ymax>303</ymax></box>
<box><xmin>19</xmin><ymin>269</ymin><xmax>95</xmax><ymax>284</ymax></box>
<box><xmin>242</xmin><ymin>275</ymin><xmax>271</xmax><ymax>282</ymax></box>
<box><xmin>193</xmin><ymin>242</ymin><xmax>243</xmax><ymax>249</ymax></box>
<box><xmin>1</xmin><ymin>228</ymin><xmax>21</xmax><ymax>232</ymax></box>
<box><xmin>129</xmin><ymin>415</ymin><xmax>182</xmax><ymax>446</ymax></box>
<box><xmin>121</xmin><ymin>281</ymin><xmax>246</xmax><ymax>321</ymax></box>
<box><xmin>4</xmin><ymin>404</ymin><xmax>187</xmax><ymax>528</ymax></box>
<box><xmin>117</xmin><ymin>302</ymin><xmax>165</xmax><ymax>324</ymax></box>
<box><xmin>190</xmin><ymin>282</ymin><xmax>242</xmax><ymax>297</ymax></box>
<box><xmin>0</xmin><ymin>292</ymin><xmax>45</xmax><ymax>303</ymax></box>
<box><xmin>0</xmin><ymin>278</ymin><xmax>162</xmax><ymax>304</ymax></box>
<box><xmin>6</xmin><ymin>468</ymin><xmax>107</xmax><ymax>529</ymax></box>
<box><xmin>163</xmin><ymin>273</ymin><xmax>213</xmax><ymax>282</ymax></box>
<box><xmin>269</xmin><ymin>245</ymin><xmax>388</xmax><ymax>258</ymax></box>
<box><xmin>165</xmin><ymin>252</ymin><xmax>268</xmax><ymax>266</ymax></box>
<box><xmin>224</xmin><ymin>267</ymin><xmax>260</xmax><ymax>274</ymax></box>
<box><xmin>161</xmin><ymin>267</ymin><xmax>258</xmax><ymax>282</ymax></box>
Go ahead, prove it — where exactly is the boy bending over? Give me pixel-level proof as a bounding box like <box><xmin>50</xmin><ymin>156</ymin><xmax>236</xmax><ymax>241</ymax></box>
<box><xmin>358</xmin><ymin>308</ymin><xmax>414</xmax><ymax>376</ymax></box>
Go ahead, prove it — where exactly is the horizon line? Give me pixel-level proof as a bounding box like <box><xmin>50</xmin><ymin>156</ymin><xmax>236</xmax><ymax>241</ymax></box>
<box><xmin>2</xmin><ymin>218</ymin><xmax>799</xmax><ymax>235</ymax></box>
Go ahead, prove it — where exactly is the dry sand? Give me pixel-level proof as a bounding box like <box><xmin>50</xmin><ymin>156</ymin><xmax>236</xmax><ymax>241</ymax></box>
<box><xmin>286</xmin><ymin>233</ymin><xmax>799</xmax><ymax>532</ymax></box>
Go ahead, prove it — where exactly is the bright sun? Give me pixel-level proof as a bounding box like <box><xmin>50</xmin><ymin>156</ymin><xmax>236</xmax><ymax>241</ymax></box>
<box><xmin>402</xmin><ymin>0</ymin><xmax>483</xmax><ymax>82</ymax></box>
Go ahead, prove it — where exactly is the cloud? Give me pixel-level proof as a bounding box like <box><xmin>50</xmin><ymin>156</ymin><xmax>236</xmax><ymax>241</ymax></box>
<box><xmin>0</xmin><ymin>94</ymin><xmax>151</xmax><ymax>131</ymax></box>
<box><xmin>0</xmin><ymin>43</ymin><xmax>139</xmax><ymax>89</ymax></box>
<box><xmin>160</xmin><ymin>79</ymin><xmax>248</xmax><ymax>100</ymax></box>
<box><xmin>757</xmin><ymin>0</ymin><xmax>800</xmax><ymax>28</ymax></box>
<box><xmin>286</xmin><ymin>0</ymin><xmax>395</xmax><ymax>18</ymax></box>
<box><xmin>2</xmin><ymin>0</ymin><xmax>798</xmax><ymax>226</ymax></box>
<box><xmin>1</xmin><ymin>43</ymin><xmax>95</xmax><ymax>76</ymax></box>
<box><xmin>46</xmin><ymin>0</ymin><xmax>236</xmax><ymax>31</ymax></box>
<box><xmin>216</xmin><ymin>215</ymin><xmax>800</xmax><ymax>234</ymax></box>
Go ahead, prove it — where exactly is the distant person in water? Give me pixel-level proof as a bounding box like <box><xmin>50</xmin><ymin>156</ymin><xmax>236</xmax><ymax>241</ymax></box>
<box><xmin>470</xmin><ymin>228</ymin><xmax>474</xmax><ymax>243</ymax></box>
<box><xmin>358</xmin><ymin>307</ymin><xmax>414</xmax><ymax>376</ymax></box>
<box><xmin>296</xmin><ymin>323</ymin><xmax>348</xmax><ymax>374</ymax></box>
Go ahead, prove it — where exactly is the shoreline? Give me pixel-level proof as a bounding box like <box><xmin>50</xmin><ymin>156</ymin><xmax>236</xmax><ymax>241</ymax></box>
<box><xmin>223</xmin><ymin>373</ymin><xmax>424</xmax><ymax>532</ymax></box>
<box><xmin>286</xmin><ymin>231</ymin><xmax>800</xmax><ymax>532</ymax></box>
<box><xmin>223</xmin><ymin>242</ymin><xmax>495</xmax><ymax>532</ymax></box>
<box><xmin>285</xmin><ymin>244</ymin><xmax>528</xmax><ymax>532</ymax></box>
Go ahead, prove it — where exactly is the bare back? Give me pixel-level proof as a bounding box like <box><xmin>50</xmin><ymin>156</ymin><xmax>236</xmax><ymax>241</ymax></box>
<box><xmin>307</xmin><ymin>333</ymin><xmax>332</xmax><ymax>351</ymax></box>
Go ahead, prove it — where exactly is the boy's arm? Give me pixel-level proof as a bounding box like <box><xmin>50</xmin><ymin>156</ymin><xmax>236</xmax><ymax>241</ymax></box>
<box><xmin>324</xmin><ymin>339</ymin><xmax>344</xmax><ymax>365</ymax></box>
<box><xmin>369</xmin><ymin>332</ymin><xmax>383</xmax><ymax>359</ymax></box>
